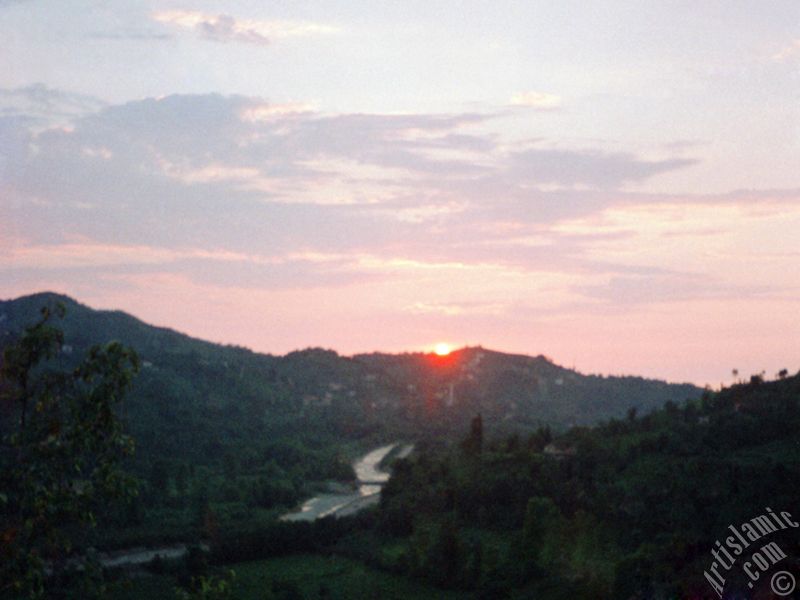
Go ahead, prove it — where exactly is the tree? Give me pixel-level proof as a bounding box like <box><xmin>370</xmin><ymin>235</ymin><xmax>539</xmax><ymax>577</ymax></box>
<box><xmin>425</xmin><ymin>518</ymin><xmax>464</xmax><ymax>588</ymax></box>
<box><xmin>520</xmin><ymin>496</ymin><xmax>561</xmax><ymax>579</ymax></box>
<box><xmin>0</xmin><ymin>304</ymin><xmax>139</xmax><ymax>599</ymax></box>
<box><xmin>175</xmin><ymin>570</ymin><xmax>236</xmax><ymax>600</ymax></box>
<box><xmin>527</xmin><ymin>426</ymin><xmax>552</xmax><ymax>452</ymax></box>
<box><xmin>461</xmin><ymin>413</ymin><xmax>483</xmax><ymax>456</ymax></box>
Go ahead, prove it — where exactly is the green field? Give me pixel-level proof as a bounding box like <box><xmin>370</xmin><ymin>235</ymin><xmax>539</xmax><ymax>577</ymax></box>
<box><xmin>114</xmin><ymin>554</ymin><xmax>463</xmax><ymax>600</ymax></box>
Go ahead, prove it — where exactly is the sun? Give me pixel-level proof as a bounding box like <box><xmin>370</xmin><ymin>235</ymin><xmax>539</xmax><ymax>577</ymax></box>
<box><xmin>434</xmin><ymin>343</ymin><xmax>452</xmax><ymax>356</ymax></box>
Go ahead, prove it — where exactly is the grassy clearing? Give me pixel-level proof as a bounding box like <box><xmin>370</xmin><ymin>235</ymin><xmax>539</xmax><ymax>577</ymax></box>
<box><xmin>113</xmin><ymin>553</ymin><xmax>462</xmax><ymax>600</ymax></box>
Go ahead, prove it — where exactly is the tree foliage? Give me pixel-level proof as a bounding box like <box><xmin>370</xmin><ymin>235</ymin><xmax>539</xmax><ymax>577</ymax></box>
<box><xmin>0</xmin><ymin>304</ymin><xmax>139</xmax><ymax>599</ymax></box>
<box><xmin>370</xmin><ymin>371</ymin><xmax>800</xmax><ymax>597</ymax></box>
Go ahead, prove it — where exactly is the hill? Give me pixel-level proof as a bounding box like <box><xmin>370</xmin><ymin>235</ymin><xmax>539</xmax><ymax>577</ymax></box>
<box><xmin>368</xmin><ymin>369</ymin><xmax>800</xmax><ymax>598</ymax></box>
<box><xmin>355</xmin><ymin>347</ymin><xmax>700</xmax><ymax>432</ymax></box>
<box><xmin>0</xmin><ymin>292</ymin><xmax>701</xmax><ymax>464</ymax></box>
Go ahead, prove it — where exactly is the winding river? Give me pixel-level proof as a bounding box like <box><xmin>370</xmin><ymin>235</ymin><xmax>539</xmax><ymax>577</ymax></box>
<box><xmin>281</xmin><ymin>442</ymin><xmax>412</xmax><ymax>522</ymax></box>
<box><xmin>91</xmin><ymin>443</ymin><xmax>411</xmax><ymax>568</ymax></box>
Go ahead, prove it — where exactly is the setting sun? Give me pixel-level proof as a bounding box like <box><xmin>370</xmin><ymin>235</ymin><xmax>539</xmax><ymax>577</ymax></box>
<box><xmin>434</xmin><ymin>343</ymin><xmax>452</xmax><ymax>356</ymax></box>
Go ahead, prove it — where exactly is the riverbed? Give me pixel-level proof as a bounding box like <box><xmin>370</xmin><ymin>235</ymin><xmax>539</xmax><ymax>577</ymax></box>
<box><xmin>91</xmin><ymin>443</ymin><xmax>411</xmax><ymax>568</ymax></box>
<box><xmin>281</xmin><ymin>443</ymin><xmax>412</xmax><ymax>522</ymax></box>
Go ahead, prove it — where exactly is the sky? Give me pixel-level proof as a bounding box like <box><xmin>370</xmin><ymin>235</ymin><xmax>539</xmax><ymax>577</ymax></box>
<box><xmin>1</xmin><ymin>1</ymin><xmax>799</xmax><ymax>386</ymax></box>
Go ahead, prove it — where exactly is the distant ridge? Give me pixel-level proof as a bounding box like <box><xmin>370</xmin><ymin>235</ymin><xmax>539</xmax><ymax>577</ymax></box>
<box><xmin>0</xmin><ymin>292</ymin><xmax>702</xmax><ymax>463</ymax></box>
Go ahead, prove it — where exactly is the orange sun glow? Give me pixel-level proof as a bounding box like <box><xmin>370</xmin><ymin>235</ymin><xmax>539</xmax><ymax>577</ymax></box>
<box><xmin>434</xmin><ymin>343</ymin><xmax>452</xmax><ymax>356</ymax></box>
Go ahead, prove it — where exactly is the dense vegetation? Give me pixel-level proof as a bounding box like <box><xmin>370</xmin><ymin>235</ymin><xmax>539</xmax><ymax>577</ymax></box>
<box><xmin>361</xmin><ymin>373</ymin><xmax>800</xmax><ymax>598</ymax></box>
<box><xmin>114</xmin><ymin>554</ymin><xmax>464</xmax><ymax>600</ymax></box>
<box><xmin>14</xmin><ymin>292</ymin><xmax>778</xmax><ymax>599</ymax></box>
<box><xmin>0</xmin><ymin>305</ymin><xmax>139</xmax><ymax>598</ymax></box>
<box><xmin>0</xmin><ymin>293</ymin><xmax>700</xmax><ymax>547</ymax></box>
<box><xmin>93</xmin><ymin>372</ymin><xmax>800</xmax><ymax>599</ymax></box>
<box><xmin>0</xmin><ymin>293</ymin><xmax>700</xmax><ymax>451</ymax></box>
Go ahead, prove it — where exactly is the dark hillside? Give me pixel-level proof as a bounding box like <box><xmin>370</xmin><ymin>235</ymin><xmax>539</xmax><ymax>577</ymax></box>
<box><xmin>0</xmin><ymin>292</ymin><xmax>701</xmax><ymax>466</ymax></box>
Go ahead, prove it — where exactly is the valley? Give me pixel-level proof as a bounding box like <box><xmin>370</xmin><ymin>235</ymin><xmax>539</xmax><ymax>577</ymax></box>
<box><xmin>5</xmin><ymin>292</ymin><xmax>796</xmax><ymax>598</ymax></box>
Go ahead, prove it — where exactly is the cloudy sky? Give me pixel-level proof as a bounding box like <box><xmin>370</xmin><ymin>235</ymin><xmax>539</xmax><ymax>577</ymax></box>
<box><xmin>2</xmin><ymin>1</ymin><xmax>799</xmax><ymax>385</ymax></box>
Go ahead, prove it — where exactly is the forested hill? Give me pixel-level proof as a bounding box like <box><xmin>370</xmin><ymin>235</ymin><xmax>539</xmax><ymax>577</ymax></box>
<box><xmin>0</xmin><ymin>292</ymin><xmax>701</xmax><ymax>464</ymax></box>
<box><xmin>373</xmin><ymin>367</ymin><xmax>800</xmax><ymax>598</ymax></box>
<box><xmin>355</xmin><ymin>348</ymin><xmax>700</xmax><ymax>431</ymax></box>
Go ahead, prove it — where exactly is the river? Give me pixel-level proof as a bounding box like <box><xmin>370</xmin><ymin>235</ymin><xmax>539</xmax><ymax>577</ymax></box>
<box><xmin>281</xmin><ymin>442</ymin><xmax>412</xmax><ymax>522</ymax></box>
<box><xmin>91</xmin><ymin>443</ymin><xmax>411</xmax><ymax>568</ymax></box>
